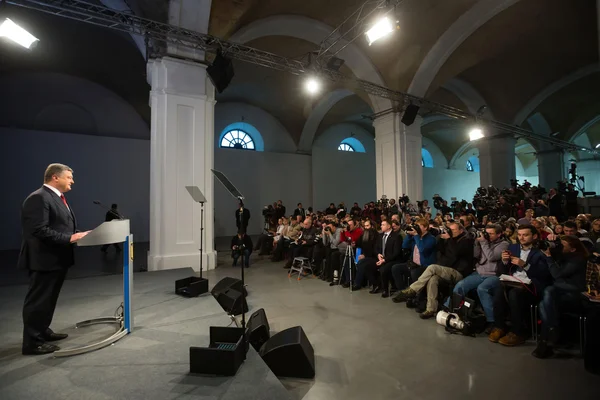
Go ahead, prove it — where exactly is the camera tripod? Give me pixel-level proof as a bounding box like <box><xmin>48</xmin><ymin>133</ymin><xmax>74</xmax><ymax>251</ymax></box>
<box><xmin>336</xmin><ymin>243</ymin><xmax>356</xmax><ymax>292</ymax></box>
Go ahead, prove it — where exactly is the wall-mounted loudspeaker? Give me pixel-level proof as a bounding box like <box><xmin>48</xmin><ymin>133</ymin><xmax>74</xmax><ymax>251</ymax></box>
<box><xmin>401</xmin><ymin>104</ymin><xmax>420</xmax><ymax>126</ymax></box>
<box><xmin>207</xmin><ymin>51</ymin><xmax>234</xmax><ymax>93</ymax></box>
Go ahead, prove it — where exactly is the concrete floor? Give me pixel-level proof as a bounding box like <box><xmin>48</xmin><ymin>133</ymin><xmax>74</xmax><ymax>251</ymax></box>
<box><xmin>232</xmin><ymin>253</ymin><xmax>598</xmax><ymax>400</ymax></box>
<box><xmin>1</xmin><ymin>248</ymin><xmax>598</xmax><ymax>399</ymax></box>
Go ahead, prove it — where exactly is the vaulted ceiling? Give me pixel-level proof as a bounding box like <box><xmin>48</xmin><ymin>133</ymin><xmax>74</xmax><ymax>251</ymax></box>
<box><xmin>1</xmin><ymin>0</ymin><xmax>598</xmax><ymax>157</ymax></box>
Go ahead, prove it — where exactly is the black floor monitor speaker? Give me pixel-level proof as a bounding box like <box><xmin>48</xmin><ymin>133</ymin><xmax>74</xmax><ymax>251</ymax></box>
<box><xmin>259</xmin><ymin>326</ymin><xmax>315</xmax><ymax>379</ymax></box>
<box><xmin>211</xmin><ymin>277</ymin><xmax>247</xmax><ymax>297</ymax></box>
<box><xmin>190</xmin><ymin>326</ymin><xmax>245</xmax><ymax>376</ymax></box>
<box><xmin>175</xmin><ymin>276</ymin><xmax>209</xmax><ymax>297</ymax></box>
<box><xmin>215</xmin><ymin>288</ymin><xmax>248</xmax><ymax>316</ymax></box>
<box><xmin>401</xmin><ymin>104</ymin><xmax>420</xmax><ymax>126</ymax></box>
<box><xmin>247</xmin><ymin>308</ymin><xmax>270</xmax><ymax>351</ymax></box>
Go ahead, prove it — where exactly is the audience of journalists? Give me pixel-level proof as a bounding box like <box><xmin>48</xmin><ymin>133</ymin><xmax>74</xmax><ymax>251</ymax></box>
<box><xmin>244</xmin><ymin>185</ymin><xmax>600</xmax><ymax>360</ymax></box>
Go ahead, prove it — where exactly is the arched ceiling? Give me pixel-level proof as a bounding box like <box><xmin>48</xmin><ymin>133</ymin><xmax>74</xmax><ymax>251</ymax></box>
<box><xmin>433</xmin><ymin>0</ymin><xmax>598</xmax><ymax>122</ymax></box>
<box><xmin>0</xmin><ymin>4</ymin><xmax>150</xmax><ymax>124</ymax></box>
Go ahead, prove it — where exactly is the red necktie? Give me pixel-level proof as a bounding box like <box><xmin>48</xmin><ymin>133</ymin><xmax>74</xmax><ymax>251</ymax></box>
<box><xmin>60</xmin><ymin>194</ymin><xmax>68</xmax><ymax>208</ymax></box>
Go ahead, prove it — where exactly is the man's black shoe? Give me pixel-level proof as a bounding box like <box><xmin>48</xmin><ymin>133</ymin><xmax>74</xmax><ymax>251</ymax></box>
<box><xmin>381</xmin><ymin>291</ymin><xmax>389</xmax><ymax>298</ymax></box>
<box><xmin>22</xmin><ymin>343</ymin><xmax>60</xmax><ymax>355</ymax></box>
<box><xmin>44</xmin><ymin>332</ymin><xmax>68</xmax><ymax>341</ymax></box>
<box><xmin>369</xmin><ymin>287</ymin><xmax>381</xmax><ymax>294</ymax></box>
<box><xmin>341</xmin><ymin>282</ymin><xmax>350</xmax><ymax>288</ymax></box>
<box><xmin>351</xmin><ymin>285</ymin><xmax>361</xmax><ymax>291</ymax></box>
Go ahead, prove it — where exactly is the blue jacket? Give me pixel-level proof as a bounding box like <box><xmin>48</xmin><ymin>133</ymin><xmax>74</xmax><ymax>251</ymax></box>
<box><xmin>496</xmin><ymin>244</ymin><xmax>553</xmax><ymax>297</ymax></box>
<box><xmin>403</xmin><ymin>233</ymin><xmax>437</xmax><ymax>267</ymax></box>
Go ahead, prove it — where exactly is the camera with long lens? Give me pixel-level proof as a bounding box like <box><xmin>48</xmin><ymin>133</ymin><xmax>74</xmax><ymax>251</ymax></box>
<box><xmin>432</xmin><ymin>194</ymin><xmax>444</xmax><ymax>210</ymax></box>
<box><xmin>538</xmin><ymin>238</ymin><xmax>562</xmax><ymax>252</ymax></box>
<box><xmin>436</xmin><ymin>294</ymin><xmax>487</xmax><ymax>336</ymax></box>
<box><xmin>475</xmin><ymin>229</ymin><xmax>490</xmax><ymax>241</ymax></box>
<box><xmin>406</xmin><ymin>224</ymin><xmax>422</xmax><ymax>235</ymax></box>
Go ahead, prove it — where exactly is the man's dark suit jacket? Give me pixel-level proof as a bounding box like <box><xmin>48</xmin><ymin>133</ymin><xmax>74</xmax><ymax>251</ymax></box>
<box><xmin>496</xmin><ymin>243</ymin><xmax>552</xmax><ymax>297</ymax></box>
<box><xmin>18</xmin><ymin>186</ymin><xmax>77</xmax><ymax>272</ymax></box>
<box><xmin>374</xmin><ymin>230</ymin><xmax>402</xmax><ymax>265</ymax></box>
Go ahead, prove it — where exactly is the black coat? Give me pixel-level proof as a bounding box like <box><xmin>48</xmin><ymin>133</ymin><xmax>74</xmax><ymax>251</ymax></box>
<box><xmin>548</xmin><ymin>194</ymin><xmax>563</xmax><ymax>219</ymax></box>
<box><xmin>235</xmin><ymin>208</ymin><xmax>251</xmax><ymax>228</ymax></box>
<box><xmin>436</xmin><ymin>232</ymin><xmax>474</xmax><ymax>278</ymax></box>
<box><xmin>356</xmin><ymin>229</ymin><xmax>377</xmax><ymax>258</ymax></box>
<box><xmin>18</xmin><ymin>186</ymin><xmax>77</xmax><ymax>272</ymax></box>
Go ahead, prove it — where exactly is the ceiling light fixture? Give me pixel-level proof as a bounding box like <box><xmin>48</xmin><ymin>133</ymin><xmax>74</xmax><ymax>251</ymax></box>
<box><xmin>305</xmin><ymin>77</ymin><xmax>320</xmax><ymax>95</ymax></box>
<box><xmin>0</xmin><ymin>18</ymin><xmax>38</xmax><ymax>49</ymax></box>
<box><xmin>596</xmin><ymin>144</ymin><xmax>600</xmax><ymax>149</ymax></box>
<box><xmin>469</xmin><ymin>127</ymin><xmax>484</xmax><ymax>141</ymax></box>
<box><xmin>365</xmin><ymin>17</ymin><xmax>394</xmax><ymax>46</ymax></box>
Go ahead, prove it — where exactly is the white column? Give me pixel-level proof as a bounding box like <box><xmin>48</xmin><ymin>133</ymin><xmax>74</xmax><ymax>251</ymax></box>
<box><xmin>537</xmin><ymin>148</ymin><xmax>564</xmax><ymax>190</ymax></box>
<box><xmin>478</xmin><ymin>134</ymin><xmax>516</xmax><ymax>188</ymax></box>
<box><xmin>374</xmin><ymin>113</ymin><xmax>423</xmax><ymax>202</ymax></box>
<box><xmin>147</xmin><ymin>57</ymin><xmax>217</xmax><ymax>272</ymax></box>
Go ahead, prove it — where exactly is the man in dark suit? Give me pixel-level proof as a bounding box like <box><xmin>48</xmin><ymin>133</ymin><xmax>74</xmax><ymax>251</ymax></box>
<box><xmin>293</xmin><ymin>203</ymin><xmax>306</xmax><ymax>220</ymax></box>
<box><xmin>364</xmin><ymin>220</ymin><xmax>402</xmax><ymax>297</ymax></box>
<box><xmin>19</xmin><ymin>163</ymin><xmax>90</xmax><ymax>355</ymax></box>
<box><xmin>547</xmin><ymin>188</ymin><xmax>563</xmax><ymax>220</ymax></box>
<box><xmin>488</xmin><ymin>225</ymin><xmax>552</xmax><ymax>346</ymax></box>
<box><xmin>235</xmin><ymin>201</ymin><xmax>251</xmax><ymax>233</ymax></box>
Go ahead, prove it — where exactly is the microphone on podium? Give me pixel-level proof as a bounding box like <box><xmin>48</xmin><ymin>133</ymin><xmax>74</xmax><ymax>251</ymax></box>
<box><xmin>93</xmin><ymin>200</ymin><xmax>125</xmax><ymax>220</ymax></box>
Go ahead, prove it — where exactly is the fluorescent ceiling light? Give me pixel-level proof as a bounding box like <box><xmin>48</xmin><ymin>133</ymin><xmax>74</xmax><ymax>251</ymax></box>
<box><xmin>0</xmin><ymin>18</ymin><xmax>38</xmax><ymax>49</ymax></box>
<box><xmin>366</xmin><ymin>17</ymin><xmax>394</xmax><ymax>46</ymax></box>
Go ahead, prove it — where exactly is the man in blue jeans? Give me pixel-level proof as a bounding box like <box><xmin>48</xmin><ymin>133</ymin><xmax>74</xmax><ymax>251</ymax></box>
<box><xmin>447</xmin><ymin>223</ymin><xmax>508</xmax><ymax>329</ymax></box>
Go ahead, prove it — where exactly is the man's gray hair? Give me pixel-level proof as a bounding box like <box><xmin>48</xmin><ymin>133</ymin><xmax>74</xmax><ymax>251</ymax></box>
<box><xmin>44</xmin><ymin>163</ymin><xmax>73</xmax><ymax>183</ymax></box>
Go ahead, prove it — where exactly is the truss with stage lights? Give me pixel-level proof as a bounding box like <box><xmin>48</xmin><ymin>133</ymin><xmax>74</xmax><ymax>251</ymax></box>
<box><xmin>5</xmin><ymin>0</ymin><xmax>598</xmax><ymax>155</ymax></box>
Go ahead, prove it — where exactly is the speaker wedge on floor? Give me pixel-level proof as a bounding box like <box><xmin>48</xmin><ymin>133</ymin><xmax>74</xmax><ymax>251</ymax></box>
<box><xmin>259</xmin><ymin>326</ymin><xmax>315</xmax><ymax>379</ymax></box>
<box><xmin>247</xmin><ymin>308</ymin><xmax>270</xmax><ymax>351</ymax></box>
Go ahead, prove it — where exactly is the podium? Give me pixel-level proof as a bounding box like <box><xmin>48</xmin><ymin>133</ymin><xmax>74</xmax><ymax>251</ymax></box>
<box><xmin>54</xmin><ymin>220</ymin><xmax>133</xmax><ymax>357</ymax></box>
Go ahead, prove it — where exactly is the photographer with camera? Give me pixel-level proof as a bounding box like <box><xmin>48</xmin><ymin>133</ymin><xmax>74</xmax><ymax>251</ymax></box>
<box><xmin>446</xmin><ymin>224</ymin><xmax>509</xmax><ymax>329</ymax></box>
<box><xmin>284</xmin><ymin>218</ymin><xmax>318</xmax><ymax>269</ymax></box>
<box><xmin>488</xmin><ymin>225</ymin><xmax>552</xmax><ymax>346</ymax></box>
<box><xmin>391</xmin><ymin>218</ymin><xmax>437</xmax><ymax>300</ymax></box>
<box><xmin>235</xmin><ymin>201</ymin><xmax>251</xmax><ymax>233</ymax></box>
<box><xmin>533</xmin><ymin>235</ymin><xmax>589</xmax><ymax>358</ymax></box>
<box><xmin>316</xmin><ymin>221</ymin><xmax>342</xmax><ymax>283</ymax></box>
<box><xmin>394</xmin><ymin>223</ymin><xmax>474</xmax><ymax>319</ymax></box>
<box><xmin>231</xmin><ymin>230</ymin><xmax>253</xmax><ymax>268</ymax></box>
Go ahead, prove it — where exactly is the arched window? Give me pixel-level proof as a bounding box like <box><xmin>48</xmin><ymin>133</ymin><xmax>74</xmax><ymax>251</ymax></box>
<box><xmin>466</xmin><ymin>160</ymin><xmax>474</xmax><ymax>171</ymax></box>
<box><xmin>220</xmin><ymin>129</ymin><xmax>255</xmax><ymax>150</ymax></box>
<box><xmin>421</xmin><ymin>148</ymin><xmax>433</xmax><ymax>168</ymax></box>
<box><xmin>338</xmin><ymin>143</ymin><xmax>355</xmax><ymax>152</ymax></box>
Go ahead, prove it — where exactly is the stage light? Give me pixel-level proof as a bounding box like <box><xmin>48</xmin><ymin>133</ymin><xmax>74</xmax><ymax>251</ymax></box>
<box><xmin>596</xmin><ymin>143</ymin><xmax>600</xmax><ymax>149</ymax></box>
<box><xmin>305</xmin><ymin>77</ymin><xmax>320</xmax><ymax>95</ymax></box>
<box><xmin>0</xmin><ymin>18</ymin><xmax>38</xmax><ymax>49</ymax></box>
<box><xmin>469</xmin><ymin>127</ymin><xmax>484</xmax><ymax>141</ymax></box>
<box><xmin>366</xmin><ymin>17</ymin><xmax>394</xmax><ymax>46</ymax></box>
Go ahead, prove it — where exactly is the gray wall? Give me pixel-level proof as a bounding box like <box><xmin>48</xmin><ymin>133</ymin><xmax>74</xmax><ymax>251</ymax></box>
<box><xmin>0</xmin><ymin>128</ymin><xmax>150</xmax><ymax>250</ymax></box>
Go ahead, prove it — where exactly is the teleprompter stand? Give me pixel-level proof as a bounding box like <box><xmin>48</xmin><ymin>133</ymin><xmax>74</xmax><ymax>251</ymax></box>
<box><xmin>189</xmin><ymin>169</ymin><xmax>249</xmax><ymax>376</ymax></box>
<box><xmin>175</xmin><ymin>186</ymin><xmax>209</xmax><ymax>297</ymax></box>
<box><xmin>54</xmin><ymin>220</ymin><xmax>133</xmax><ymax>357</ymax></box>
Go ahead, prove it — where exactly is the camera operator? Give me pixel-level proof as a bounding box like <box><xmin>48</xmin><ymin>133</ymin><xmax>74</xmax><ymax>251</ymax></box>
<box><xmin>293</xmin><ymin>203</ymin><xmax>306</xmax><ymax>220</ymax></box>
<box><xmin>284</xmin><ymin>218</ymin><xmax>317</xmax><ymax>269</ymax></box>
<box><xmin>419</xmin><ymin>199</ymin><xmax>432</xmax><ymax>214</ymax></box>
<box><xmin>394</xmin><ymin>223</ymin><xmax>474</xmax><ymax>319</ymax></box>
<box><xmin>325</xmin><ymin>203</ymin><xmax>337</xmax><ymax>216</ymax></box>
<box><xmin>465</xmin><ymin>203</ymin><xmax>476</xmax><ymax>216</ymax></box>
<box><xmin>547</xmin><ymin>188</ymin><xmax>563</xmax><ymax>220</ymax></box>
<box><xmin>533</xmin><ymin>235</ymin><xmax>589</xmax><ymax>358</ymax></box>
<box><xmin>388</xmin><ymin>198</ymin><xmax>399</xmax><ymax>216</ymax></box>
<box><xmin>316</xmin><ymin>221</ymin><xmax>342</xmax><ymax>283</ymax></box>
<box><xmin>350</xmin><ymin>202</ymin><xmax>362</xmax><ymax>218</ymax></box>
<box><xmin>231</xmin><ymin>230</ymin><xmax>253</xmax><ymax>268</ymax></box>
<box><xmin>439</xmin><ymin>200</ymin><xmax>452</xmax><ymax>216</ymax></box>
<box><xmin>391</xmin><ymin>218</ymin><xmax>437</xmax><ymax>300</ymax></box>
<box><xmin>364</xmin><ymin>220</ymin><xmax>402</xmax><ymax>297</ymax></box>
<box><xmin>446</xmin><ymin>224</ymin><xmax>509</xmax><ymax>329</ymax></box>
<box><xmin>275</xmin><ymin>200</ymin><xmax>286</xmax><ymax>220</ymax></box>
<box><xmin>488</xmin><ymin>225</ymin><xmax>552</xmax><ymax>346</ymax></box>
<box><xmin>235</xmin><ymin>201</ymin><xmax>251</xmax><ymax>233</ymax></box>
<box><xmin>498</xmin><ymin>197</ymin><xmax>512</xmax><ymax>219</ymax></box>
<box><xmin>340</xmin><ymin>218</ymin><xmax>363</xmax><ymax>245</ymax></box>
<box><xmin>350</xmin><ymin>219</ymin><xmax>378</xmax><ymax>290</ymax></box>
